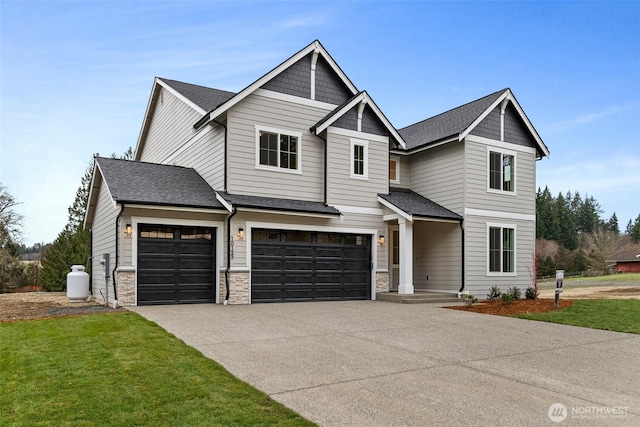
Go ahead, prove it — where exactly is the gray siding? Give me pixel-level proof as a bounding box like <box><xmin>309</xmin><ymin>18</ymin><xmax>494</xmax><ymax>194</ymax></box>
<box><xmin>470</xmin><ymin>106</ymin><xmax>500</xmax><ymax>140</ymax></box>
<box><xmin>90</xmin><ymin>178</ymin><xmax>118</xmax><ymax>304</ymax></box>
<box><xmin>361</xmin><ymin>105</ymin><xmax>387</xmax><ymax>136</ymax></box>
<box><xmin>315</xmin><ymin>56</ymin><xmax>352</xmax><ymax>105</ymax></box>
<box><xmin>389</xmin><ymin>155</ymin><xmax>410</xmax><ymax>189</ymax></box>
<box><xmin>413</xmin><ymin>221</ymin><xmax>461</xmax><ymax>292</ymax></box>
<box><xmin>171</xmin><ymin>124</ymin><xmax>226</xmax><ymax>191</ymax></box>
<box><xmin>138</xmin><ymin>87</ymin><xmax>202</xmax><ymax>163</ymax></box>
<box><xmin>504</xmin><ymin>104</ymin><xmax>536</xmax><ymax>148</ymax></box>
<box><xmin>463</xmin><ymin>214</ymin><xmax>536</xmax><ymax>297</ymax></box>
<box><xmin>409</xmin><ymin>142</ymin><xmax>465</xmax><ymax>215</ymax></box>
<box><xmin>333</xmin><ymin>106</ymin><xmax>357</xmax><ymax>132</ymax></box>
<box><xmin>226</xmin><ymin>92</ymin><xmax>329</xmax><ymax>201</ymax></box>
<box><xmin>464</xmin><ymin>139</ymin><xmax>536</xmax><ymax>215</ymax></box>
<box><xmin>261</xmin><ymin>53</ymin><xmax>311</xmax><ymax>99</ymax></box>
<box><xmin>326</xmin><ymin>130</ymin><xmax>389</xmax><ymax>209</ymax></box>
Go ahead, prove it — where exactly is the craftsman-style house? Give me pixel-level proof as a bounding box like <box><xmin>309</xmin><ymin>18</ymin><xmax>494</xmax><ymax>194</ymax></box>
<box><xmin>85</xmin><ymin>40</ymin><xmax>549</xmax><ymax>306</ymax></box>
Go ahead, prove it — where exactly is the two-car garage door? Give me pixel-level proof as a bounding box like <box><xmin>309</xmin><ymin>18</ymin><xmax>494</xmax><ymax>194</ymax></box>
<box><xmin>251</xmin><ymin>229</ymin><xmax>372</xmax><ymax>303</ymax></box>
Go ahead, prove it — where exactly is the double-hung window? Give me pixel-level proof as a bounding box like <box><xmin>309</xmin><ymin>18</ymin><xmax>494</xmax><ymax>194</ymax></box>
<box><xmin>255</xmin><ymin>126</ymin><xmax>301</xmax><ymax>172</ymax></box>
<box><xmin>488</xmin><ymin>150</ymin><xmax>515</xmax><ymax>193</ymax></box>
<box><xmin>487</xmin><ymin>223</ymin><xmax>516</xmax><ymax>275</ymax></box>
<box><xmin>350</xmin><ymin>138</ymin><xmax>368</xmax><ymax>179</ymax></box>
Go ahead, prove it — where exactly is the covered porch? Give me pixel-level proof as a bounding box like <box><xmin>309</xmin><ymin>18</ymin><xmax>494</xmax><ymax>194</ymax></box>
<box><xmin>378</xmin><ymin>188</ymin><xmax>463</xmax><ymax>297</ymax></box>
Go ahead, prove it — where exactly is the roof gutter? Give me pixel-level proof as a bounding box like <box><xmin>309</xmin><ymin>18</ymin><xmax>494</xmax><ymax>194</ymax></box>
<box><xmin>112</xmin><ymin>203</ymin><xmax>124</xmax><ymax>306</ymax></box>
<box><xmin>458</xmin><ymin>220</ymin><xmax>465</xmax><ymax>294</ymax></box>
<box><xmin>224</xmin><ymin>207</ymin><xmax>238</xmax><ymax>304</ymax></box>
<box><xmin>317</xmin><ymin>133</ymin><xmax>328</xmax><ymax>205</ymax></box>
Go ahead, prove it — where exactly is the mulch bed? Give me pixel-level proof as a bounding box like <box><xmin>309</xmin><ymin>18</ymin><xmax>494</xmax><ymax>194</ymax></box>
<box><xmin>448</xmin><ymin>298</ymin><xmax>573</xmax><ymax>316</ymax></box>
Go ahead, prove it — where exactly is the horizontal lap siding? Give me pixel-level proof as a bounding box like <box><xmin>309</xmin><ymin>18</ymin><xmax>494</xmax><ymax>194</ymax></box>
<box><xmin>464</xmin><ymin>215</ymin><xmax>535</xmax><ymax>297</ymax></box>
<box><xmin>464</xmin><ymin>140</ymin><xmax>536</xmax><ymax>214</ymax></box>
<box><xmin>413</xmin><ymin>222</ymin><xmax>461</xmax><ymax>292</ymax></box>
<box><xmin>227</xmin><ymin>93</ymin><xmax>328</xmax><ymax>201</ymax></box>
<box><xmin>391</xmin><ymin>155</ymin><xmax>410</xmax><ymax>189</ymax></box>
<box><xmin>409</xmin><ymin>143</ymin><xmax>464</xmax><ymax>215</ymax></box>
<box><xmin>91</xmin><ymin>179</ymin><xmax>118</xmax><ymax>303</ymax></box>
<box><xmin>172</xmin><ymin>125</ymin><xmax>225</xmax><ymax>191</ymax></box>
<box><xmin>326</xmin><ymin>130</ymin><xmax>388</xmax><ymax>209</ymax></box>
<box><xmin>139</xmin><ymin>88</ymin><xmax>203</xmax><ymax>164</ymax></box>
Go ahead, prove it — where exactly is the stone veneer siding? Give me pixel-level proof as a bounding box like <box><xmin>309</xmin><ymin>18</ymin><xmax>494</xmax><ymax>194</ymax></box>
<box><xmin>116</xmin><ymin>268</ymin><xmax>136</xmax><ymax>306</ymax></box>
<box><xmin>376</xmin><ymin>271</ymin><xmax>390</xmax><ymax>293</ymax></box>
<box><xmin>221</xmin><ymin>270</ymin><xmax>250</xmax><ymax>305</ymax></box>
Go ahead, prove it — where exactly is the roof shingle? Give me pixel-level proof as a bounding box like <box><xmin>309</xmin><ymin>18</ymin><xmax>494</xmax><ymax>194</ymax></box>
<box><xmin>217</xmin><ymin>192</ymin><xmax>340</xmax><ymax>216</ymax></box>
<box><xmin>379</xmin><ymin>188</ymin><xmax>462</xmax><ymax>221</ymax></box>
<box><xmin>159</xmin><ymin>78</ymin><xmax>236</xmax><ymax>112</ymax></box>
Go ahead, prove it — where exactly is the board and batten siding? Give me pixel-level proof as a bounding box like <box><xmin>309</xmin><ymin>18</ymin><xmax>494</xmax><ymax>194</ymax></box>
<box><xmin>409</xmin><ymin>142</ymin><xmax>465</xmax><ymax>215</ymax></box>
<box><xmin>463</xmin><ymin>214</ymin><xmax>536</xmax><ymax>297</ymax></box>
<box><xmin>138</xmin><ymin>87</ymin><xmax>203</xmax><ymax>164</ymax></box>
<box><xmin>326</xmin><ymin>128</ymin><xmax>389</xmax><ymax>209</ymax></box>
<box><xmin>170</xmin><ymin>124</ymin><xmax>226</xmax><ymax>191</ymax></box>
<box><xmin>226</xmin><ymin>93</ymin><xmax>330</xmax><ymax>201</ymax></box>
<box><xmin>463</xmin><ymin>137</ymin><xmax>536</xmax><ymax>215</ymax></box>
<box><xmin>413</xmin><ymin>221</ymin><xmax>461</xmax><ymax>292</ymax></box>
<box><xmin>90</xmin><ymin>178</ymin><xmax>118</xmax><ymax>304</ymax></box>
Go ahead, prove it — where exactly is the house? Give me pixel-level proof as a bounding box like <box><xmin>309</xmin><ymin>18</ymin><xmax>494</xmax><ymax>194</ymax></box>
<box><xmin>611</xmin><ymin>246</ymin><xmax>640</xmax><ymax>273</ymax></box>
<box><xmin>84</xmin><ymin>40</ymin><xmax>549</xmax><ymax>306</ymax></box>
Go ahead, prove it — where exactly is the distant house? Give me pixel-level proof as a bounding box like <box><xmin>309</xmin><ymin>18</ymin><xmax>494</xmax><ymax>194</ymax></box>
<box><xmin>613</xmin><ymin>250</ymin><xmax>640</xmax><ymax>273</ymax></box>
<box><xmin>84</xmin><ymin>40</ymin><xmax>549</xmax><ymax>306</ymax></box>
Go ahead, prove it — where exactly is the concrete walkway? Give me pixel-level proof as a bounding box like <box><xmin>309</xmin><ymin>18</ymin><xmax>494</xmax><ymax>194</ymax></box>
<box><xmin>131</xmin><ymin>301</ymin><xmax>640</xmax><ymax>426</ymax></box>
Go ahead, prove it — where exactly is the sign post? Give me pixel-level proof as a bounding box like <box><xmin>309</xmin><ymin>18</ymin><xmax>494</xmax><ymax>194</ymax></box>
<box><xmin>555</xmin><ymin>270</ymin><xmax>564</xmax><ymax>308</ymax></box>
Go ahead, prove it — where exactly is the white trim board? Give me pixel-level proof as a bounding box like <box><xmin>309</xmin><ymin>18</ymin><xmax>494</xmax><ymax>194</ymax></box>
<box><xmin>465</xmin><ymin>208</ymin><xmax>535</xmax><ymax>222</ymax></box>
<box><xmin>254</xmin><ymin>88</ymin><xmax>337</xmax><ymax>111</ymax></box>
<box><xmin>466</xmin><ymin>134</ymin><xmax>537</xmax><ymax>155</ymax></box>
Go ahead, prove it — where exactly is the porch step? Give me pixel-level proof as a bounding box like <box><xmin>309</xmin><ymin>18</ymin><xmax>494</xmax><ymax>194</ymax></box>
<box><xmin>376</xmin><ymin>291</ymin><xmax>461</xmax><ymax>305</ymax></box>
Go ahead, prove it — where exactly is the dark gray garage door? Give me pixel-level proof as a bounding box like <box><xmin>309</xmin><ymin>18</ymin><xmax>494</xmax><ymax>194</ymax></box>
<box><xmin>251</xmin><ymin>229</ymin><xmax>371</xmax><ymax>303</ymax></box>
<box><xmin>137</xmin><ymin>224</ymin><xmax>215</xmax><ymax>305</ymax></box>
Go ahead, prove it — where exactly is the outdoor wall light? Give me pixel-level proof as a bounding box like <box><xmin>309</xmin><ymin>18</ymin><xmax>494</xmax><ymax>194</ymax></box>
<box><xmin>124</xmin><ymin>223</ymin><xmax>133</xmax><ymax>237</ymax></box>
<box><xmin>237</xmin><ymin>227</ymin><xmax>245</xmax><ymax>240</ymax></box>
<box><xmin>378</xmin><ymin>235</ymin><xmax>385</xmax><ymax>245</ymax></box>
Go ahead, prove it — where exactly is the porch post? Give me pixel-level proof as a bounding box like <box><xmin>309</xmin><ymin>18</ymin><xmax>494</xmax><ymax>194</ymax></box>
<box><xmin>398</xmin><ymin>218</ymin><xmax>414</xmax><ymax>295</ymax></box>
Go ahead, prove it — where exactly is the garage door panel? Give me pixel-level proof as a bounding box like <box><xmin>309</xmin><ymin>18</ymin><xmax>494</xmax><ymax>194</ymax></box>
<box><xmin>252</xmin><ymin>229</ymin><xmax>371</xmax><ymax>303</ymax></box>
<box><xmin>137</xmin><ymin>224</ymin><xmax>215</xmax><ymax>305</ymax></box>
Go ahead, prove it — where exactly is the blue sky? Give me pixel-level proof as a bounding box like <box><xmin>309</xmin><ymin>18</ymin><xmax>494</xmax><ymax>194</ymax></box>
<box><xmin>1</xmin><ymin>1</ymin><xmax>639</xmax><ymax>245</ymax></box>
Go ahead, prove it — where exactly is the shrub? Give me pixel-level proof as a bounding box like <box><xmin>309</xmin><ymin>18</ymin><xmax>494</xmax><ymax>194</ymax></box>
<box><xmin>461</xmin><ymin>293</ymin><xmax>478</xmax><ymax>307</ymax></box>
<box><xmin>487</xmin><ymin>285</ymin><xmax>501</xmax><ymax>301</ymax></box>
<box><xmin>525</xmin><ymin>286</ymin><xmax>538</xmax><ymax>300</ymax></box>
<box><xmin>508</xmin><ymin>286</ymin><xmax>522</xmax><ymax>300</ymax></box>
<box><xmin>500</xmin><ymin>292</ymin><xmax>515</xmax><ymax>305</ymax></box>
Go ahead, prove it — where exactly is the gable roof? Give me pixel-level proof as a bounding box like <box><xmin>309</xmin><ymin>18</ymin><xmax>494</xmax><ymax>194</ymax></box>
<box><xmin>216</xmin><ymin>192</ymin><xmax>340</xmax><ymax>217</ymax></box>
<box><xmin>378</xmin><ymin>188</ymin><xmax>462</xmax><ymax>222</ymax></box>
<box><xmin>398</xmin><ymin>88</ymin><xmax>550</xmax><ymax>158</ymax></box>
<box><xmin>85</xmin><ymin>158</ymin><xmax>224</xmax><ymax>225</ymax></box>
<box><xmin>198</xmin><ymin>40</ymin><xmax>359</xmax><ymax>127</ymax></box>
<box><xmin>311</xmin><ymin>91</ymin><xmax>407</xmax><ymax>148</ymax></box>
<box><xmin>159</xmin><ymin>78</ymin><xmax>236</xmax><ymax>113</ymax></box>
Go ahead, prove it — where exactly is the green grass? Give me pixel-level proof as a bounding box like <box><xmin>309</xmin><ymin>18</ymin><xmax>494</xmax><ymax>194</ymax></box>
<box><xmin>0</xmin><ymin>312</ymin><xmax>315</xmax><ymax>427</ymax></box>
<box><xmin>513</xmin><ymin>299</ymin><xmax>640</xmax><ymax>334</ymax></box>
<box><xmin>539</xmin><ymin>272</ymin><xmax>640</xmax><ymax>285</ymax></box>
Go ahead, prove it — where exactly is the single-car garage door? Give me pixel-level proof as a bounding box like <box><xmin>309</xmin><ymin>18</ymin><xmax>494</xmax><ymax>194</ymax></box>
<box><xmin>137</xmin><ymin>224</ymin><xmax>215</xmax><ymax>305</ymax></box>
<box><xmin>251</xmin><ymin>229</ymin><xmax>371</xmax><ymax>303</ymax></box>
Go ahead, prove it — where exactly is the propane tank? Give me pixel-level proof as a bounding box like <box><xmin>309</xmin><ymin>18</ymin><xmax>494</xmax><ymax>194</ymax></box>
<box><xmin>67</xmin><ymin>265</ymin><xmax>90</xmax><ymax>302</ymax></box>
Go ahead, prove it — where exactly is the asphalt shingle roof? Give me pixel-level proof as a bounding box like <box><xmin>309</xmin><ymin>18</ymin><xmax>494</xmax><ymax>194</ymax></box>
<box><xmin>96</xmin><ymin>157</ymin><xmax>224</xmax><ymax>209</ymax></box>
<box><xmin>217</xmin><ymin>192</ymin><xmax>341</xmax><ymax>216</ymax></box>
<box><xmin>379</xmin><ymin>188</ymin><xmax>462</xmax><ymax>221</ymax></box>
<box><xmin>159</xmin><ymin>78</ymin><xmax>236</xmax><ymax>112</ymax></box>
<box><xmin>398</xmin><ymin>89</ymin><xmax>506</xmax><ymax>151</ymax></box>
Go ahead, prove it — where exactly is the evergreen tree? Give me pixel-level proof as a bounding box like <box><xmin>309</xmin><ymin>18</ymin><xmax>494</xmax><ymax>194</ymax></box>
<box><xmin>626</xmin><ymin>219</ymin><xmax>634</xmax><ymax>235</ymax></box>
<box><xmin>536</xmin><ymin>186</ymin><xmax>558</xmax><ymax>240</ymax></box>
<box><xmin>606</xmin><ymin>212</ymin><xmax>619</xmax><ymax>235</ymax></box>
<box><xmin>553</xmin><ymin>192</ymin><xmax>577</xmax><ymax>250</ymax></box>
<box><xmin>67</xmin><ymin>156</ymin><xmax>96</xmax><ymax>232</ymax></box>
<box><xmin>631</xmin><ymin>214</ymin><xmax>640</xmax><ymax>243</ymax></box>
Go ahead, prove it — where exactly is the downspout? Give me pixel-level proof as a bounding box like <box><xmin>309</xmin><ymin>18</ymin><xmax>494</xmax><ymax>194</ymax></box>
<box><xmin>112</xmin><ymin>204</ymin><xmax>124</xmax><ymax>306</ymax></box>
<box><xmin>317</xmin><ymin>134</ymin><xmax>328</xmax><ymax>205</ymax></box>
<box><xmin>458</xmin><ymin>219</ymin><xmax>465</xmax><ymax>294</ymax></box>
<box><xmin>211</xmin><ymin>118</ymin><xmax>229</xmax><ymax>192</ymax></box>
<box><xmin>224</xmin><ymin>207</ymin><xmax>238</xmax><ymax>304</ymax></box>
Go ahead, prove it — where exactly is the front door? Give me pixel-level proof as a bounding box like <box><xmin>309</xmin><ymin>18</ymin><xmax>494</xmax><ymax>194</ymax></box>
<box><xmin>390</xmin><ymin>227</ymin><xmax>399</xmax><ymax>290</ymax></box>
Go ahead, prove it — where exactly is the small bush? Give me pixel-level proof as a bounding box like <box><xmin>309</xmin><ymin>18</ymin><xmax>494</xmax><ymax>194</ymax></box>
<box><xmin>508</xmin><ymin>286</ymin><xmax>522</xmax><ymax>300</ymax></box>
<box><xmin>461</xmin><ymin>293</ymin><xmax>478</xmax><ymax>307</ymax></box>
<box><xmin>500</xmin><ymin>292</ymin><xmax>515</xmax><ymax>305</ymax></box>
<box><xmin>487</xmin><ymin>285</ymin><xmax>501</xmax><ymax>301</ymax></box>
<box><xmin>525</xmin><ymin>286</ymin><xmax>538</xmax><ymax>300</ymax></box>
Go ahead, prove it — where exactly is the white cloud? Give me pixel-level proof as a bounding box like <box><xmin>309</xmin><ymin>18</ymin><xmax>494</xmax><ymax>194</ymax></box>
<box><xmin>548</xmin><ymin>102</ymin><xmax>638</xmax><ymax>133</ymax></box>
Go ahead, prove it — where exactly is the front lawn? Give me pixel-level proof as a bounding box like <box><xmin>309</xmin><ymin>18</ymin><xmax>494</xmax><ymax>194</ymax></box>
<box><xmin>0</xmin><ymin>312</ymin><xmax>314</xmax><ymax>426</ymax></box>
<box><xmin>513</xmin><ymin>299</ymin><xmax>640</xmax><ymax>334</ymax></box>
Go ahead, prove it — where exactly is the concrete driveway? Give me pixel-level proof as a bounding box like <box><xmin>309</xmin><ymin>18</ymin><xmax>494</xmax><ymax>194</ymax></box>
<box><xmin>131</xmin><ymin>301</ymin><xmax>640</xmax><ymax>426</ymax></box>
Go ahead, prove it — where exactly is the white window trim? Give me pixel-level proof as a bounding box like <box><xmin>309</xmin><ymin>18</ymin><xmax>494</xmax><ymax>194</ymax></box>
<box><xmin>255</xmin><ymin>125</ymin><xmax>303</xmax><ymax>174</ymax></box>
<box><xmin>350</xmin><ymin>138</ymin><xmax>369</xmax><ymax>180</ymax></box>
<box><xmin>389</xmin><ymin>156</ymin><xmax>400</xmax><ymax>184</ymax></box>
<box><xmin>486</xmin><ymin>147</ymin><xmax>517</xmax><ymax>196</ymax></box>
<box><xmin>486</xmin><ymin>222</ymin><xmax>517</xmax><ymax>276</ymax></box>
